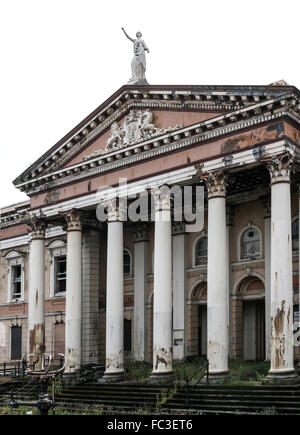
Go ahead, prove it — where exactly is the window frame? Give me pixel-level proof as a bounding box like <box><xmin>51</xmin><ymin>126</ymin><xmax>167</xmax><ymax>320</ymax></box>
<box><xmin>47</xmin><ymin>240</ymin><xmax>67</xmax><ymax>298</ymax></box>
<box><xmin>123</xmin><ymin>248</ymin><xmax>132</xmax><ymax>278</ymax></box>
<box><xmin>54</xmin><ymin>255</ymin><xmax>67</xmax><ymax>295</ymax></box>
<box><xmin>292</xmin><ymin>216</ymin><xmax>299</xmax><ymax>253</ymax></box>
<box><xmin>4</xmin><ymin>251</ymin><xmax>26</xmax><ymax>303</ymax></box>
<box><xmin>193</xmin><ymin>235</ymin><xmax>208</xmax><ymax>268</ymax></box>
<box><xmin>238</xmin><ymin>225</ymin><xmax>262</xmax><ymax>261</ymax></box>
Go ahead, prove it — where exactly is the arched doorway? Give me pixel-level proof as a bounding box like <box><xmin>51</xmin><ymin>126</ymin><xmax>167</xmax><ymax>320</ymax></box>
<box><xmin>187</xmin><ymin>282</ymin><xmax>207</xmax><ymax>358</ymax></box>
<box><xmin>236</xmin><ymin>276</ymin><xmax>265</xmax><ymax>361</ymax></box>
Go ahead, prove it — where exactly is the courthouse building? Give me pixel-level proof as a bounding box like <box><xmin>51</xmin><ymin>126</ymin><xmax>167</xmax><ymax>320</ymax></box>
<box><xmin>1</xmin><ymin>81</ymin><xmax>300</xmax><ymax>380</ymax></box>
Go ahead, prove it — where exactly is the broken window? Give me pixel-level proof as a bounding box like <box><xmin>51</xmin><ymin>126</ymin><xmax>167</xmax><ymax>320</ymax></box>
<box><xmin>11</xmin><ymin>265</ymin><xmax>22</xmax><ymax>299</ymax></box>
<box><xmin>55</xmin><ymin>256</ymin><xmax>67</xmax><ymax>294</ymax></box>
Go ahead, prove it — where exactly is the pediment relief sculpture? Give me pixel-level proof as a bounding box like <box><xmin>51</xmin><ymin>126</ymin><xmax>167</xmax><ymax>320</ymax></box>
<box><xmin>82</xmin><ymin>110</ymin><xmax>181</xmax><ymax>161</ymax></box>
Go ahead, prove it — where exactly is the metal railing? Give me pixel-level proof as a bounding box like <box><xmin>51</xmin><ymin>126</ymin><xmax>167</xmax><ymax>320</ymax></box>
<box><xmin>0</xmin><ymin>355</ymin><xmax>64</xmax><ymax>378</ymax></box>
<box><xmin>185</xmin><ymin>359</ymin><xmax>209</xmax><ymax>405</ymax></box>
<box><xmin>0</xmin><ymin>359</ymin><xmax>27</xmax><ymax>378</ymax></box>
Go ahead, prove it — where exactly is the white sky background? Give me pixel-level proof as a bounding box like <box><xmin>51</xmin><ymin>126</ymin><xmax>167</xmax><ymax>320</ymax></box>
<box><xmin>0</xmin><ymin>0</ymin><xmax>300</xmax><ymax>208</ymax></box>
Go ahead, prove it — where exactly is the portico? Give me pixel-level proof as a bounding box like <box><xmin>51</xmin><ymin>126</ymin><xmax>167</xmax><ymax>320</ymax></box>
<box><xmin>1</xmin><ymin>83</ymin><xmax>300</xmax><ymax>382</ymax></box>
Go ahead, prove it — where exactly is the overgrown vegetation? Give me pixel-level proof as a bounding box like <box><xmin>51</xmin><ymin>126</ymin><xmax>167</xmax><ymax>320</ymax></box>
<box><xmin>0</xmin><ymin>405</ymin><xmax>104</xmax><ymax>415</ymax></box>
<box><xmin>225</xmin><ymin>360</ymin><xmax>270</xmax><ymax>384</ymax></box>
<box><xmin>124</xmin><ymin>360</ymin><xmax>152</xmax><ymax>381</ymax></box>
<box><xmin>122</xmin><ymin>358</ymin><xmax>270</xmax><ymax>385</ymax></box>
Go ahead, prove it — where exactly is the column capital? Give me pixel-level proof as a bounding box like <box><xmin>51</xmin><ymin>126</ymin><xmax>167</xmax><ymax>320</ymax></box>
<box><xmin>60</xmin><ymin>208</ymin><xmax>82</xmax><ymax>231</ymax></box>
<box><xmin>264</xmin><ymin>153</ymin><xmax>293</xmax><ymax>185</ymax></box>
<box><xmin>151</xmin><ymin>185</ymin><xmax>172</xmax><ymax>212</ymax></box>
<box><xmin>134</xmin><ymin>223</ymin><xmax>149</xmax><ymax>242</ymax></box>
<box><xmin>28</xmin><ymin>216</ymin><xmax>47</xmax><ymax>240</ymax></box>
<box><xmin>202</xmin><ymin>170</ymin><xmax>227</xmax><ymax>199</ymax></box>
<box><xmin>103</xmin><ymin>198</ymin><xmax>127</xmax><ymax>222</ymax></box>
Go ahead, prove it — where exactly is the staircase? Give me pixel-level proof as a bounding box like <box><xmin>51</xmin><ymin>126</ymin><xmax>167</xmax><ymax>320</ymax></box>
<box><xmin>54</xmin><ymin>382</ymin><xmax>300</xmax><ymax>415</ymax></box>
<box><xmin>2</xmin><ymin>380</ymin><xmax>300</xmax><ymax>414</ymax></box>
<box><xmin>165</xmin><ymin>384</ymin><xmax>300</xmax><ymax>414</ymax></box>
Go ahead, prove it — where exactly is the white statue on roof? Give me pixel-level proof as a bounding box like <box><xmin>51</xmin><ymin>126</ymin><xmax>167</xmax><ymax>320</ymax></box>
<box><xmin>122</xmin><ymin>28</ymin><xmax>149</xmax><ymax>85</ymax></box>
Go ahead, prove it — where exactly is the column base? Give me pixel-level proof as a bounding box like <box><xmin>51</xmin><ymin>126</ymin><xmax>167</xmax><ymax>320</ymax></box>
<box><xmin>208</xmin><ymin>370</ymin><xmax>229</xmax><ymax>383</ymax></box>
<box><xmin>148</xmin><ymin>371</ymin><xmax>174</xmax><ymax>384</ymax></box>
<box><xmin>265</xmin><ymin>369</ymin><xmax>297</xmax><ymax>384</ymax></box>
<box><xmin>99</xmin><ymin>371</ymin><xmax>124</xmax><ymax>383</ymax></box>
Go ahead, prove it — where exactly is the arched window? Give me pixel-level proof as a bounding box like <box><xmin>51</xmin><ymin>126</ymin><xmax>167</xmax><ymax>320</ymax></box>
<box><xmin>194</xmin><ymin>236</ymin><xmax>208</xmax><ymax>266</ymax></box>
<box><xmin>240</xmin><ymin>227</ymin><xmax>261</xmax><ymax>260</ymax></box>
<box><xmin>292</xmin><ymin>218</ymin><xmax>299</xmax><ymax>252</ymax></box>
<box><xmin>123</xmin><ymin>249</ymin><xmax>132</xmax><ymax>277</ymax></box>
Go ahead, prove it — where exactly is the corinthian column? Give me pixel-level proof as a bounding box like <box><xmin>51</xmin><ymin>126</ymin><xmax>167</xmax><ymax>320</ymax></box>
<box><xmin>28</xmin><ymin>218</ymin><xmax>46</xmax><ymax>370</ymax></box>
<box><xmin>103</xmin><ymin>200</ymin><xmax>124</xmax><ymax>381</ymax></box>
<box><xmin>63</xmin><ymin>209</ymin><xmax>82</xmax><ymax>373</ymax></box>
<box><xmin>205</xmin><ymin>171</ymin><xmax>229</xmax><ymax>379</ymax></box>
<box><xmin>266</xmin><ymin>154</ymin><xmax>295</xmax><ymax>379</ymax></box>
<box><xmin>150</xmin><ymin>186</ymin><xmax>173</xmax><ymax>381</ymax></box>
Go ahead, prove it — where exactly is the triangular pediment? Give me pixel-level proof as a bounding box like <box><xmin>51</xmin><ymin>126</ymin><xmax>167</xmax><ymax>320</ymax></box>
<box><xmin>13</xmin><ymin>83</ymin><xmax>300</xmax><ymax>194</ymax></box>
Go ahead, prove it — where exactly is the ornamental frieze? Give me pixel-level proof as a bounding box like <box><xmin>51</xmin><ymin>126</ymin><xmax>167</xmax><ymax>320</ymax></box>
<box><xmin>82</xmin><ymin>109</ymin><xmax>181</xmax><ymax>161</ymax></box>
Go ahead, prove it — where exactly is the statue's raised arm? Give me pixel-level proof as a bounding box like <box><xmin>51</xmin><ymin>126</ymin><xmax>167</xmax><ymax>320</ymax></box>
<box><xmin>122</xmin><ymin>28</ymin><xmax>149</xmax><ymax>85</ymax></box>
<box><xmin>121</xmin><ymin>27</ymin><xmax>134</xmax><ymax>43</ymax></box>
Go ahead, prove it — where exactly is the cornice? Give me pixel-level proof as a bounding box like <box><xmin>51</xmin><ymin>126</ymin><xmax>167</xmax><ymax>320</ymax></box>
<box><xmin>13</xmin><ymin>85</ymin><xmax>299</xmax><ymax>187</ymax></box>
<box><xmin>15</xmin><ymin>93</ymin><xmax>300</xmax><ymax>195</ymax></box>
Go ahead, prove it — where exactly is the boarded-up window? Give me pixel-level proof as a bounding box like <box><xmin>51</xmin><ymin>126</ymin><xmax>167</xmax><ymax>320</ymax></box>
<box><xmin>241</xmin><ymin>228</ymin><xmax>260</xmax><ymax>259</ymax></box>
<box><xmin>11</xmin><ymin>326</ymin><xmax>22</xmax><ymax>360</ymax></box>
<box><xmin>54</xmin><ymin>323</ymin><xmax>65</xmax><ymax>358</ymax></box>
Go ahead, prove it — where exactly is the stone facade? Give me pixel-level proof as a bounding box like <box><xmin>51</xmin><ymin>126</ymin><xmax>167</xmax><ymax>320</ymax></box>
<box><xmin>1</xmin><ymin>83</ymin><xmax>300</xmax><ymax>379</ymax></box>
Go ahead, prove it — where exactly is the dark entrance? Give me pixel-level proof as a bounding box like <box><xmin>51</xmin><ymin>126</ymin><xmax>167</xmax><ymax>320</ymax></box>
<box><xmin>197</xmin><ymin>305</ymin><xmax>207</xmax><ymax>357</ymax></box>
<box><xmin>11</xmin><ymin>326</ymin><xmax>22</xmax><ymax>360</ymax></box>
<box><xmin>243</xmin><ymin>299</ymin><xmax>265</xmax><ymax>361</ymax></box>
<box><xmin>124</xmin><ymin>319</ymin><xmax>132</xmax><ymax>352</ymax></box>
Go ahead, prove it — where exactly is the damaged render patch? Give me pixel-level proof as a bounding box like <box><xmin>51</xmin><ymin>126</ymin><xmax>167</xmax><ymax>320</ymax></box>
<box><xmin>271</xmin><ymin>300</ymin><xmax>287</xmax><ymax>369</ymax></box>
<box><xmin>154</xmin><ymin>347</ymin><xmax>172</xmax><ymax>370</ymax></box>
